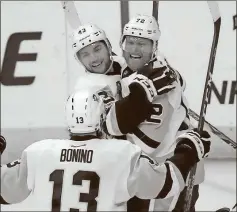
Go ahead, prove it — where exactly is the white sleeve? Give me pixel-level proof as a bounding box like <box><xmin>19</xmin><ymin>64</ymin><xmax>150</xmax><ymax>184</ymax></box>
<box><xmin>131</xmin><ymin>95</ymin><xmax>174</xmax><ymax>155</ymax></box>
<box><xmin>105</xmin><ymin>103</ymin><xmax>124</xmax><ymax>136</ymax></box>
<box><xmin>127</xmin><ymin>151</ymin><xmax>185</xmax><ymax>200</ymax></box>
<box><xmin>1</xmin><ymin>150</ymin><xmax>31</xmax><ymax>204</ymax></box>
<box><xmin>114</xmin><ymin>144</ymin><xmax>185</xmax><ymax>204</ymax></box>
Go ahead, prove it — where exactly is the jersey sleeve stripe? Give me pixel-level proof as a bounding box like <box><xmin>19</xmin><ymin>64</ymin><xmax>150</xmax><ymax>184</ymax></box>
<box><xmin>156</xmin><ymin>163</ymin><xmax>172</xmax><ymax>198</ymax></box>
<box><xmin>133</xmin><ymin>127</ymin><xmax>161</xmax><ymax>149</ymax></box>
<box><xmin>139</xmin><ymin>154</ymin><xmax>156</xmax><ymax>165</ymax></box>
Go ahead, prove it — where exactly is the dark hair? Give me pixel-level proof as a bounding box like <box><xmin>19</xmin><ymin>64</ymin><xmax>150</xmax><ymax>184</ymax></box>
<box><xmin>70</xmin><ymin>131</ymin><xmax>102</xmax><ymax>141</ymax></box>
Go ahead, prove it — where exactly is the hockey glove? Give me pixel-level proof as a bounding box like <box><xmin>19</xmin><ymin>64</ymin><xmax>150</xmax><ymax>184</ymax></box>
<box><xmin>129</xmin><ymin>74</ymin><xmax>157</xmax><ymax>102</ymax></box>
<box><xmin>175</xmin><ymin>129</ymin><xmax>211</xmax><ymax>163</ymax></box>
<box><xmin>96</xmin><ymin>87</ymin><xmax>115</xmax><ymax>113</ymax></box>
<box><xmin>138</xmin><ymin>64</ymin><xmax>177</xmax><ymax>95</ymax></box>
<box><xmin>0</xmin><ymin>135</ymin><xmax>6</xmax><ymax>154</ymax></box>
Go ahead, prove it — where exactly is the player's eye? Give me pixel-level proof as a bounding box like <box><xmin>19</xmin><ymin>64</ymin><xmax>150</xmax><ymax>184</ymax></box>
<box><xmin>127</xmin><ymin>40</ymin><xmax>134</xmax><ymax>46</ymax></box>
<box><xmin>94</xmin><ymin>46</ymin><xmax>101</xmax><ymax>52</ymax></box>
<box><xmin>81</xmin><ymin>53</ymin><xmax>89</xmax><ymax>58</ymax></box>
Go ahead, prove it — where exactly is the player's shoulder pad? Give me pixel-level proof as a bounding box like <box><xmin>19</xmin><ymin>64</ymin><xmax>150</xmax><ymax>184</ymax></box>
<box><xmin>111</xmin><ymin>55</ymin><xmax>134</xmax><ymax>79</ymax></box>
<box><xmin>153</xmin><ymin>51</ymin><xmax>168</xmax><ymax>68</ymax></box>
<box><xmin>74</xmin><ymin>72</ymin><xmax>120</xmax><ymax>95</ymax></box>
<box><xmin>154</xmin><ymin>52</ymin><xmax>186</xmax><ymax>89</ymax></box>
<box><xmin>112</xmin><ymin>55</ymin><xmax>130</xmax><ymax>76</ymax></box>
<box><xmin>173</xmin><ymin>69</ymin><xmax>186</xmax><ymax>91</ymax></box>
<box><xmin>25</xmin><ymin>139</ymin><xmax>57</xmax><ymax>153</ymax></box>
<box><xmin>112</xmin><ymin>55</ymin><xmax>127</xmax><ymax>70</ymax></box>
<box><xmin>102</xmin><ymin>138</ymin><xmax>141</xmax><ymax>154</ymax></box>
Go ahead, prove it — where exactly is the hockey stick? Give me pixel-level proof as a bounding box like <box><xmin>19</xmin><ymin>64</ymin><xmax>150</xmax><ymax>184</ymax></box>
<box><xmin>120</xmin><ymin>1</ymin><xmax>129</xmax><ymax>34</ymax></box>
<box><xmin>152</xmin><ymin>1</ymin><xmax>159</xmax><ymax>21</ymax></box>
<box><xmin>61</xmin><ymin>1</ymin><xmax>81</xmax><ymax>29</ymax></box>
<box><xmin>188</xmin><ymin>109</ymin><xmax>236</xmax><ymax>149</ymax></box>
<box><xmin>184</xmin><ymin>2</ymin><xmax>222</xmax><ymax>211</ymax></box>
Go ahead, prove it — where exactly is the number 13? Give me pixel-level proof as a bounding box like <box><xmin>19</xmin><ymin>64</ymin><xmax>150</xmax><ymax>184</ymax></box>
<box><xmin>49</xmin><ymin>170</ymin><xmax>100</xmax><ymax>212</ymax></box>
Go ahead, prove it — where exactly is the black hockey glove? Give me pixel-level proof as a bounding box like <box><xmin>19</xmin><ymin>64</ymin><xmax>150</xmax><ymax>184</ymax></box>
<box><xmin>0</xmin><ymin>135</ymin><xmax>6</xmax><ymax>154</ymax></box>
<box><xmin>96</xmin><ymin>87</ymin><xmax>115</xmax><ymax>113</ymax></box>
<box><xmin>138</xmin><ymin>64</ymin><xmax>177</xmax><ymax>95</ymax></box>
<box><xmin>175</xmin><ymin>129</ymin><xmax>211</xmax><ymax>163</ymax></box>
<box><xmin>129</xmin><ymin>65</ymin><xmax>177</xmax><ymax>102</ymax></box>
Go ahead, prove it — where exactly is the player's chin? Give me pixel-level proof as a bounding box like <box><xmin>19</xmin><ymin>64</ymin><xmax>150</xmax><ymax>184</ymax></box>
<box><xmin>91</xmin><ymin>62</ymin><xmax>106</xmax><ymax>74</ymax></box>
<box><xmin>127</xmin><ymin>58</ymin><xmax>144</xmax><ymax>71</ymax></box>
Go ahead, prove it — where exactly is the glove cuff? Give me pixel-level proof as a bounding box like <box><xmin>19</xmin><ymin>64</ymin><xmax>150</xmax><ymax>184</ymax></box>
<box><xmin>176</xmin><ymin>132</ymin><xmax>205</xmax><ymax>160</ymax></box>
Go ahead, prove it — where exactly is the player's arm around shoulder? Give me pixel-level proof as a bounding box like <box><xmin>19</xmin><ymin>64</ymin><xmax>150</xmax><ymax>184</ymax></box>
<box><xmin>113</xmin><ymin>139</ymin><xmax>183</xmax><ymax>202</ymax></box>
<box><xmin>104</xmin><ymin>86</ymin><xmax>154</xmax><ymax>136</ymax></box>
<box><xmin>124</xmin><ymin>147</ymin><xmax>185</xmax><ymax>201</ymax></box>
<box><xmin>123</xmin><ymin>129</ymin><xmax>211</xmax><ymax>201</ymax></box>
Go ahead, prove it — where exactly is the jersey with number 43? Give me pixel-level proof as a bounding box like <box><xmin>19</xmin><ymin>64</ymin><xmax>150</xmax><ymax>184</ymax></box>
<box><xmin>1</xmin><ymin>138</ymin><xmax>185</xmax><ymax>211</ymax></box>
<box><xmin>106</xmin><ymin>54</ymin><xmax>190</xmax><ymax>159</ymax></box>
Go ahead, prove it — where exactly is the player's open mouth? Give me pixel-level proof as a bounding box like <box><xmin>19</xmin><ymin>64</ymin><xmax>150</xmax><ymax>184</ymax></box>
<box><xmin>92</xmin><ymin>61</ymin><xmax>103</xmax><ymax>67</ymax></box>
<box><xmin>130</xmin><ymin>54</ymin><xmax>141</xmax><ymax>59</ymax></box>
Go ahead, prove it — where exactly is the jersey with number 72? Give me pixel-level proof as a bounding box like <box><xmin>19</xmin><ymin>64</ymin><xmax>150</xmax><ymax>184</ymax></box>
<box><xmin>106</xmin><ymin>56</ymin><xmax>190</xmax><ymax>158</ymax></box>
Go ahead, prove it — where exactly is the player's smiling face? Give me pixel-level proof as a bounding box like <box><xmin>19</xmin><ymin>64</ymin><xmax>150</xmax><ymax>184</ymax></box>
<box><xmin>122</xmin><ymin>36</ymin><xmax>153</xmax><ymax>71</ymax></box>
<box><xmin>77</xmin><ymin>41</ymin><xmax>111</xmax><ymax>74</ymax></box>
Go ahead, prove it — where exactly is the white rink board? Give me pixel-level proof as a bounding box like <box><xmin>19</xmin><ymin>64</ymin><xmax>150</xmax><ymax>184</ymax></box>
<box><xmin>1</xmin><ymin>1</ymin><xmax>236</xmax><ymax>162</ymax></box>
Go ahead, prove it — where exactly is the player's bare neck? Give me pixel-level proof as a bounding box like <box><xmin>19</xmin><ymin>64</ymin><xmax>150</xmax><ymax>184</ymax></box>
<box><xmin>70</xmin><ymin>135</ymin><xmax>98</xmax><ymax>141</ymax></box>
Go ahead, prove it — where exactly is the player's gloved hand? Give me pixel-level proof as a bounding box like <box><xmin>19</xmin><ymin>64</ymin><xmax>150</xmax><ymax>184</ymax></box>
<box><xmin>0</xmin><ymin>135</ymin><xmax>6</xmax><ymax>154</ymax></box>
<box><xmin>138</xmin><ymin>64</ymin><xmax>177</xmax><ymax>95</ymax></box>
<box><xmin>129</xmin><ymin>65</ymin><xmax>177</xmax><ymax>102</ymax></box>
<box><xmin>129</xmin><ymin>74</ymin><xmax>157</xmax><ymax>102</ymax></box>
<box><xmin>175</xmin><ymin>129</ymin><xmax>211</xmax><ymax>163</ymax></box>
<box><xmin>96</xmin><ymin>86</ymin><xmax>115</xmax><ymax>113</ymax></box>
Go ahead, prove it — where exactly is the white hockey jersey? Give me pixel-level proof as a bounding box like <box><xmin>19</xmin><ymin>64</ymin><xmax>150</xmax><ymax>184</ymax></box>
<box><xmin>1</xmin><ymin>138</ymin><xmax>185</xmax><ymax>211</ymax></box>
<box><xmin>106</xmin><ymin>54</ymin><xmax>190</xmax><ymax>158</ymax></box>
<box><xmin>74</xmin><ymin>55</ymin><xmax>127</xmax><ymax>99</ymax></box>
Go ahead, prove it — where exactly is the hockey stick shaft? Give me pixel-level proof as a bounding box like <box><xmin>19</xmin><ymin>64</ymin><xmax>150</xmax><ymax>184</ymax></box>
<box><xmin>61</xmin><ymin>1</ymin><xmax>81</xmax><ymax>29</ymax></box>
<box><xmin>152</xmin><ymin>1</ymin><xmax>159</xmax><ymax>21</ymax></box>
<box><xmin>120</xmin><ymin>1</ymin><xmax>129</xmax><ymax>34</ymax></box>
<box><xmin>197</xmin><ymin>2</ymin><xmax>221</xmax><ymax>132</ymax></box>
<box><xmin>188</xmin><ymin>109</ymin><xmax>236</xmax><ymax>149</ymax></box>
<box><xmin>184</xmin><ymin>2</ymin><xmax>221</xmax><ymax>211</ymax></box>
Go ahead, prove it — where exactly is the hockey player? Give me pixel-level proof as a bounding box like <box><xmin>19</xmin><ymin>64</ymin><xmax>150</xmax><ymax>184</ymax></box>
<box><xmin>71</xmin><ymin>24</ymin><xmax>125</xmax><ymax>97</ymax></box>
<box><xmin>70</xmin><ymin>22</ymin><xmax>195</xmax><ymax>211</ymax></box>
<box><xmin>103</xmin><ymin>15</ymin><xmax>204</xmax><ymax>211</ymax></box>
<box><xmin>0</xmin><ymin>89</ymin><xmax>211</xmax><ymax>211</ymax></box>
<box><xmin>70</xmin><ymin>23</ymin><xmax>181</xmax><ymax>211</ymax></box>
<box><xmin>71</xmin><ymin>23</ymin><xmax>175</xmax><ymax>113</ymax></box>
